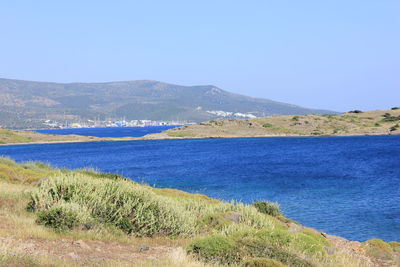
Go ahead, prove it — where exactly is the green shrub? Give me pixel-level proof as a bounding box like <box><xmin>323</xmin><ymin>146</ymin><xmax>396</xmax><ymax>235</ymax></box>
<box><xmin>374</xmin><ymin>122</ymin><xmax>381</xmax><ymax>127</ymax></box>
<box><xmin>188</xmin><ymin>235</ymin><xmax>238</xmax><ymax>264</ymax></box>
<box><xmin>381</xmin><ymin>112</ymin><xmax>400</xmax><ymax>122</ymax></box>
<box><xmin>242</xmin><ymin>258</ymin><xmax>286</xmax><ymax>267</ymax></box>
<box><xmin>348</xmin><ymin>110</ymin><xmax>363</xmax><ymax>113</ymax></box>
<box><xmin>312</xmin><ymin>131</ymin><xmax>322</xmax><ymax>136</ymax></box>
<box><xmin>389</xmin><ymin>124</ymin><xmax>399</xmax><ymax>131</ymax></box>
<box><xmin>188</xmin><ymin>229</ymin><xmax>315</xmax><ymax>267</ymax></box>
<box><xmin>232</xmin><ymin>229</ymin><xmax>291</xmax><ymax>248</ymax></box>
<box><xmin>382</xmin><ymin>116</ymin><xmax>400</xmax><ymax>122</ymax></box>
<box><xmin>28</xmin><ymin>174</ymin><xmax>197</xmax><ymax>236</ymax></box>
<box><xmin>291</xmin><ymin>116</ymin><xmax>300</xmax><ymax>121</ymax></box>
<box><xmin>391</xmin><ymin>107</ymin><xmax>399</xmax><ymax>110</ymax></box>
<box><xmin>263</xmin><ymin>123</ymin><xmax>273</xmax><ymax>128</ymax></box>
<box><xmin>383</xmin><ymin>113</ymin><xmax>391</xmax><ymax>118</ymax></box>
<box><xmin>36</xmin><ymin>207</ymin><xmax>79</xmax><ymax>232</ymax></box>
<box><xmin>235</xmin><ymin>237</ymin><xmax>313</xmax><ymax>267</ymax></box>
<box><xmin>252</xmin><ymin>201</ymin><xmax>281</xmax><ymax>217</ymax></box>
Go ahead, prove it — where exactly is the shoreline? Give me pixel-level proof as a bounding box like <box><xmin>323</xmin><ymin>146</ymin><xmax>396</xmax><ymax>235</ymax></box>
<box><xmin>0</xmin><ymin>132</ymin><xmax>398</xmax><ymax>146</ymax></box>
<box><xmin>0</xmin><ymin>137</ymin><xmax>136</xmax><ymax>146</ymax></box>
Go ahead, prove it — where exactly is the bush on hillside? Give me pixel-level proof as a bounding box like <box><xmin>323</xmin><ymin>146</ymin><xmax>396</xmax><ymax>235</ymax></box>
<box><xmin>28</xmin><ymin>174</ymin><xmax>197</xmax><ymax>236</ymax></box>
<box><xmin>252</xmin><ymin>201</ymin><xmax>281</xmax><ymax>217</ymax></box>
<box><xmin>389</xmin><ymin>124</ymin><xmax>399</xmax><ymax>132</ymax></box>
<box><xmin>187</xmin><ymin>235</ymin><xmax>238</xmax><ymax>264</ymax></box>
<box><xmin>188</xmin><ymin>229</ymin><xmax>316</xmax><ymax>267</ymax></box>
<box><xmin>381</xmin><ymin>113</ymin><xmax>400</xmax><ymax>122</ymax></box>
<box><xmin>36</xmin><ymin>207</ymin><xmax>79</xmax><ymax>232</ymax></box>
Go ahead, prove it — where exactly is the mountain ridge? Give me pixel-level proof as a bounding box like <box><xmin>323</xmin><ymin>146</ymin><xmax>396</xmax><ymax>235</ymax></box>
<box><xmin>0</xmin><ymin>78</ymin><xmax>337</xmax><ymax>129</ymax></box>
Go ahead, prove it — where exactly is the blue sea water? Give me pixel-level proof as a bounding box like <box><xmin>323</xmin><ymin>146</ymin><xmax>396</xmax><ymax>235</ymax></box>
<box><xmin>34</xmin><ymin>125</ymin><xmax>178</xmax><ymax>137</ymax></box>
<box><xmin>1</xmin><ymin>133</ymin><xmax>399</xmax><ymax>241</ymax></box>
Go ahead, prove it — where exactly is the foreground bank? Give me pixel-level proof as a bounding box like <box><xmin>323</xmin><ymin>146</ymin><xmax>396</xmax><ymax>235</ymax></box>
<box><xmin>142</xmin><ymin>109</ymin><xmax>400</xmax><ymax>139</ymax></box>
<box><xmin>0</xmin><ymin>157</ymin><xmax>399</xmax><ymax>266</ymax></box>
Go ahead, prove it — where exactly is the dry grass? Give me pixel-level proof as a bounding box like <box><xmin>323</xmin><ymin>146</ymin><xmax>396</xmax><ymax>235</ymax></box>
<box><xmin>137</xmin><ymin>247</ymin><xmax>212</xmax><ymax>267</ymax></box>
<box><xmin>0</xmin><ymin>242</ymin><xmax>75</xmax><ymax>267</ymax></box>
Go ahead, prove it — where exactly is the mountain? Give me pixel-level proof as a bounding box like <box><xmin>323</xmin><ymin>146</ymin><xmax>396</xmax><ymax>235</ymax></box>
<box><xmin>0</xmin><ymin>78</ymin><xmax>337</xmax><ymax>129</ymax></box>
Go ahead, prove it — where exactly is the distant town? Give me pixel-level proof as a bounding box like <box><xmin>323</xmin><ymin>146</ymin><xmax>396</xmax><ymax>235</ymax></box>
<box><xmin>42</xmin><ymin>119</ymin><xmax>192</xmax><ymax>129</ymax></box>
<box><xmin>39</xmin><ymin>110</ymin><xmax>260</xmax><ymax>129</ymax></box>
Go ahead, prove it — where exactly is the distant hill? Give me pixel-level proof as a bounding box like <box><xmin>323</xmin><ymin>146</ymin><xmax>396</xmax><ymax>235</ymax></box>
<box><xmin>0</xmin><ymin>78</ymin><xmax>336</xmax><ymax>129</ymax></box>
<box><xmin>143</xmin><ymin>109</ymin><xmax>400</xmax><ymax>139</ymax></box>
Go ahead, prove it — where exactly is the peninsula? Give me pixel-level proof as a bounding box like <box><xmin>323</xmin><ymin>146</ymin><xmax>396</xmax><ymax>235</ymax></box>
<box><xmin>143</xmin><ymin>108</ymin><xmax>400</xmax><ymax>140</ymax></box>
<box><xmin>0</xmin><ymin>128</ymin><xmax>133</xmax><ymax>145</ymax></box>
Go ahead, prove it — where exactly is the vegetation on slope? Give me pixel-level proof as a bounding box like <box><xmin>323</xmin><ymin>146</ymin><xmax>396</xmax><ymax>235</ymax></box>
<box><xmin>144</xmin><ymin>109</ymin><xmax>400</xmax><ymax>139</ymax></box>
<box><xmin>0</xmin><ymin>157</ymin><xmax>399</xmax><ymax>266</ymax></box>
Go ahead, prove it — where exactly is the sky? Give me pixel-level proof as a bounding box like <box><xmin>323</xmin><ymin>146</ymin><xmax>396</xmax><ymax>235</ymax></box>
<box><xmin>1</xmin><ymin>1</ymin><xmax>399</xmax><ymax>112</ymax></box>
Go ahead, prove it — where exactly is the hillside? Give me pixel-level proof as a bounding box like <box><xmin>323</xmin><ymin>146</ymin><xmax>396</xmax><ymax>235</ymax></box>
<box><xmin>0</xmin><ymin>128</ymin><xmax>133</xmax><ymax>145</ymax></box>
<box><xmin>0</xmin><ymin>157</ymin><xmax>399</xmax><ymax>266</ymax></box>
<box><xmin>143</xmin><ymin>109</ymin><xmax>400</xmax><ymax>139</ymax></box>
<box><xmin>0</xmin><ymin>78</ymin><xmax>336</xmax><ymax>129</ymax></box>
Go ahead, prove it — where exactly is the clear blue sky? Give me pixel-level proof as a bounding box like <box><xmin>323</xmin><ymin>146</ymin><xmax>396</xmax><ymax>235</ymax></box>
<box><xmin>1</xmin><ymin>1</ymin><xmax>399</xmax><ymax>111</ymax></box>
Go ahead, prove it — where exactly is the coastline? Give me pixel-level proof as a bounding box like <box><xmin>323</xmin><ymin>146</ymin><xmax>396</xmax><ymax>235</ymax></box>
<box><xmin>0</xmin><ymin>132</ymin><xmax>398</xmax><ymax>146</ymax></box>
<box><xmin>2</xmin><ymin>109</ymin><xmax>398</xmax><ymax>145</ymax></box>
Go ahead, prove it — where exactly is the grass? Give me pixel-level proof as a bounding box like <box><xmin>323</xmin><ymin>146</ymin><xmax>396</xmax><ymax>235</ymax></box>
<box><xmin>0</xmin><ymin>128</ymin><xmax>32</xmax><ymax>144</ymax></box>
<box><xmin>167</xmin><ymin>131</ymin><xmax>197</xmax><ymax>137</ymax></box>
<box><xmin>0</xmin><ymin>157</ymin><xmax>57</xmax><ymax>184</ymax></box>
<box><xmin>0</xmin><ymin>157</ymin><xmax>399</xmax><ymax>266</ymax></box>
<box><xmin>362</xmin><ymin>239</ymin><xmax>395</xmax><ymax>261</ymax></box>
